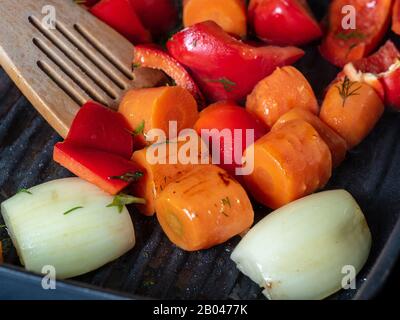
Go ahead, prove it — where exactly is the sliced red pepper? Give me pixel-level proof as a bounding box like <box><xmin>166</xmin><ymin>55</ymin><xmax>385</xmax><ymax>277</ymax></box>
<box><xmin>393</xmin><ymin>0</ymin><xmax>400</xmax><ymax>35</ymax></box>
<box><xmin>66</xmin><ymin>101</ymin><xmax>133</xmax><ymax>159</ymax></box>
<box><xmin>133</xmin><ymin>44</ymin><xmax>205</xmax><ymax>106</ymax></box>
<box><xmin>380</xmin><ymin>67</ymin><xmax>400</xmax><ymax>109</ymax></box>
<box><xmin>166</xmin><ymin>21</ymin><xmax>304</xmax><ymax>103</ymax></box>
<box><xmin>338</xmin><ymin>41</ymin><xmax>400</xmax><ymax>109</ymax></box>
<box><xmin>90</xmin><ymin>0</ymin><xmax>151</xmax><ymax>44</ymax></box>
<box><xmin>54</xmin><ymin>142</ymin><xmax>142</xmax><ymax>195</ymax></box>
<box><xmin>320</xmin><ymin>0</ymin><xmax>392</xmax><ymax>67</ymax></box>
<box><xmin>350</xmin><ymin>40</ymin><xmax>400</xmax><ymax>74</ymax></box>
<box><xmin>131</xmin><ymin>0</ymin><xmax>178</xmax><ymax>37</ymax></box>
<box><xmin>248</xmin><ymin>0</ymin><xmax>322</xmax><ymax>46</ymax></box>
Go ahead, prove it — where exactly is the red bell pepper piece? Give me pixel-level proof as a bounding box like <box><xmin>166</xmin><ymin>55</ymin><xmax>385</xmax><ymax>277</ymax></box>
<box><xmin>66</xmin><ymin>101</ymin><xmax>134</xmax><ymax>159</ymax></box>
<box><xmin>380</xmin><ymin>67</ymin><xmax>400</xmax><ymax>109</ymax></box>
<box><xmin>54</xmin><ymin>142</ymin><xmax>142</xmax><ymax>195</ymax></box>
<box><xmin>90</xmin><ymin>0</ymin><xmax>151</xmax><ymax>44</ymax></box>
<box><xmin>320</xmin><ymin>0</ymin><xmax>392</xmax><ymax>67</ymax></box>
<box><xmin>248</xmin><ymin>0</ymin><xmax>322</xmax><ymax>46</ymax></box>
<box><xmin>166</xmin><ymin>21</ymin><xmax>304</xmax><ymax>103</ymax></box>
<box><xmin>133</xmin><ymin>45</ymin><xmax>205</xmax><ymax>106</ymax></box>
<box><xmin>339</xmin><ymin>41</ymin><xmax>400</xmax><ymax>109</ymax></box>
<box><xmin>350</xmin><ymin>41</ymin><xmax>400</xmax><ymax>74</ymax></box>
<box><xmin>131</xmin><ymin>0</ymin><xmax>178</xmax><ymax>37</ymax></box>
<box><xmin>393</xmin><ymin>0</ymin><xmax>400</xmax><ymax>35</ymax></box>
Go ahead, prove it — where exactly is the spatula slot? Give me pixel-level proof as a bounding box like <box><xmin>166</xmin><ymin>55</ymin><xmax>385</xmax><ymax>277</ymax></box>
<box><xmin>29</xmin><ymin>16</ymin><xmax>118</xmax><ymax>105</ymax></box>
<box><xmin>32</xmin><ymin>36</ymin><xmax>109</xmax><ymax>106</ymax></box>
<box><xmin>36</xmin><ymin>60</ymin><xmax>87</xmax><ymax>107</ymax></box>
<box><xmin>55</xmin><ymin>21</ymin><xmax>127</xmax><ymax>92</ymax></box>
<box><xmin>73</xmin><ymin>24</ymin><xmax>134</xmax><ymax>82</ymax></box>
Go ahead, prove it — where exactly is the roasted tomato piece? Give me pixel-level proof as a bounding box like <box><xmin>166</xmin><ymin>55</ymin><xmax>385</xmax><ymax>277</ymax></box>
<box><xmin>248</xmin><ymin>0</ymin><xmax>322</xmax><ymax>46</ymax></box>
<box><xmin>194</xmin><ymin>101</ymin><xmax>268</xmax><ymax>178</ymax></box>
<box><xmin>131</xmin><ymin>0</ymin><xmax>178</xmax><ymax>37</ymax></box>
<box><xmin>90</xmin><ymin>0</ymin><xmax>151</xmax><ymax>44</ymax></box>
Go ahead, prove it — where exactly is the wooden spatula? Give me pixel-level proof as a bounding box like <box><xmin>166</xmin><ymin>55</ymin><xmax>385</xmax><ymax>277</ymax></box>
<box><xmin>0</xmin><ymin>0</ymin><xmax>166</xmax><ymax>138</ymax></box>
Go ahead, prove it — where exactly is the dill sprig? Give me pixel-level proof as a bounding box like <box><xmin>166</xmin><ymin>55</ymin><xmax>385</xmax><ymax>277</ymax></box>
<box><xmin>16</xmin><ymin>188</ymin><xmax>32</xmax><ymax>195</ymax></box>
<box><xmin>107</xmin><ymin>194</ymin><xmax>146</xmax><ymax>213</ymax></box>
<box><xmin>335</xmin><ymin>77</ymin><xmax>362</xmax><ymax>107</ymax></box>
<box><xmin>206</xmin><ymin>77</ymin><xmax>236</xmax><ymax>92</ymax></box>
<box><xmin>63</xmin><ymin>206</ymin><xmax>84</xmax><ymax>215</ymax></box>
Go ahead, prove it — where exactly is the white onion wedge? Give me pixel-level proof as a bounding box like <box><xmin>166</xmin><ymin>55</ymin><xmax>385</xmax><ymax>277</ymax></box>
<box><xmin>1</xmin><ymin>178</ymin><xmax>135</xmax><ymax>279</ymax></box>
<box><xmin>231</xmin><ymin>190</ymin><xmax>371</xmax><ymax>300</ymax></box>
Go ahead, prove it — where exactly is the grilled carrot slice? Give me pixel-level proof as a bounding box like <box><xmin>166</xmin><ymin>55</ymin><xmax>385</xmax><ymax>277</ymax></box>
<box><xmin>183</xmin><ymin>0</ymin><xmax>247</xmax><ymax>38</ymax></box>
<box><xmin>320</xmin><ymin>79</ymin><xmax>384</xmax><ymax>149</ymax></box>
<box><xmin>119</xmin><ymin>86</ymin><xmax>199</xmax><ymax>148</ymax></box>
<box><xmin>243</xmin><ymin>119</ymin><xmax>332</xmax><ymax>209</ymax></box>
<box><xmin>155</xmin><ymin>165</ymin><xmax>254</xmax><ymax>251</ymax></box>
<box><xmin>273</xmin><ymin>108</ymin><xmax>348</xmax><ymax>167</ymax></box>
<box><xmin>246</xmin><ymin>66</ymin><xmax>318</xmax><ymax>129</ymax></box>
<box><xmin>130</xmin><ymin>135</ymin><xmax>209</xmax><ymax>216</ymax></box>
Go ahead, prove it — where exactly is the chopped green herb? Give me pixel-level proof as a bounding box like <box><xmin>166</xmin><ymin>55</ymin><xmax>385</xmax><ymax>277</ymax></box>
<box><xmin>221</xmin><ymin>197</ymin><xmax>231</xmax><ymax>208</ymax></box>
<box><xmin>133</xmin><ymin>120</ymin><xmax>145</xmax><ymax>136</ymax></box>
<box><xmin>335</xmin><ymin>76</ymin><xmax>362</xmax><ymax>107</ymax></box>
<box><xmin>17</xmin><ymin>188</ymin><xmax>32</xmax><ymax>195</ymax></box>
<box><xmin>0</xmin><ymin>224</ymin><xmax>6</xmax><ymax>229</ymax></box>
<box><xmin>110</xmin><ymin>171</ymin><xmax>144</xmax><ymax>183</ymax></box>
<box><xmin>206</xmin><ymin>77</ymin><xmax>236</xmax><ymax>92</ymax></box>
<box><xmin>143</xmin><ymin>280</ymin><xmax>155</xmax><ymax>287</ymax></box>
<box><xmin>107</xmin><ymin>193</ymin><xmax>146</xmax><ymax>213</ymax></box>
<box><xmin>63</xmin><ymin>206</ymin><xmax>84</xmax><ymax>215</ymax></box>
<box><xmin>132</xmin><ymin>62</ymin><xmax>142</xmax><ymax>71</ymax></box>
<box><xmin>335</xmin><ymin>31</ymin><xmax>366</xmax><ymax>41</ymax></box>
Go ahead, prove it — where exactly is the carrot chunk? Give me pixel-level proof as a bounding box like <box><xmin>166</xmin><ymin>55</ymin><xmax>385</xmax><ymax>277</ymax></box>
<box><xmin>246</xmin><ymin>66</ymin><xmax>318</xmax><ymax>129</ymax></box>
<box><xmin>273</xmin><ymin>108</ymin><xmax>348</xmax><ymax>167</ymax></box>
<box><xmin>155</xmin><ymin>165</ymin><xmax>254</xmax><ymax>251</ymax></box>
<box><xmin>119</xmin><ymin>86</ymin><xmax>199</xmax><ymax>148</ymax></box>
<box><xmin>183</xmin><ymin>0</ymin><xmax>247</xmax><ymax>38</ymax></box>
<box><xmin>320</xmin><ymin>79</ymin><xmax>384</xmax><ymax>149</ymax></box>
<box><xmin>243</xmin><ymin>119</ymin><xmax>332</xmax><ymax>209</ymax></box>
<box><xmin>131</xmin><ymin>135</ymin><xmax>209</xmax><ymax>216</ymax></box>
